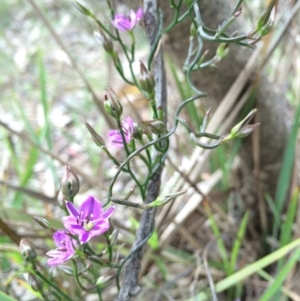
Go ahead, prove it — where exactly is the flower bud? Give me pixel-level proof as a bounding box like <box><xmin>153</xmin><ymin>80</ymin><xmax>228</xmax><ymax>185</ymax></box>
<box><xmin>256</xmin><ymin>7</ymin><xmax>275</xmax><ymax>37</ymax></box>
<box><xmin>20</xmin><ymin>239</ymin><xmax>37</xmax><ymax>265</ymax></box>
<box><xmin>104</xmin><ymin>87</ymin><xmax>123</xmax><ymax>119</ymax></box>
<box><xmin>61</xmin><ymin>165</ymin><xmax>80</xmax><ymax>200</ymax></box>
<box><xmin>221</xmin><ymin>109</ymin><xmax>259</xmax><ymax>143</ymax></box>
<box><xmin>139</xmin><ymin>62</ymin><xmax>155</xmax><ymax>99</ymax></box>
<box><xmin>234</xmin><ymin>8</ymin><xmax>242</xmax><ymax>18</ymax></box>
<box><xmin>96</xmin><ymin>274</ymin><xmax>114</xmax><ymax>288</ymax></box>
<box><xmin>72</xmin><ymin>0</ymin><xmax>92</xmax><ymax>16</ymax></box>
<box><xmin>84</xmin><ymin>121</ymin><xmax>105</xmax><ymax>147</ymax></box>
<box><xmin>33</xmin><ymin>216</ymin><xmax>50</xmax><ymax>231</ymax></box>
<box><xmin>231</xmin><ymin>109</ymin><xmax>257</xmax><ymax>136</ymax></box>
<box><xmin>216</xmin><ymin>43</ymin><xmax>229</xmax><ymax>62</ymax></box>
<box><xmin>132</xmin><ymin>123</ymin><xmax>143</xmax><ymax>141</ymax></box>
<box><xmin>94</xmin><ymin>30</ymin><xmax>113</xmax><ymax>54</ymax></box>
<box><xmin>144</xmin><ymin>190</ymin><xmax>186</xmax><ymax>209</ymax></box>
<box><xmin>143</xmin><ymin>120</ymin><xmax>166</xmax><ymax>135</ymax></box>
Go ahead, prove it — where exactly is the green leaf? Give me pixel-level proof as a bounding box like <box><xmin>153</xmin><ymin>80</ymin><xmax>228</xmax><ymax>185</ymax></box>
<box><xmin>0</xmin><ymin>291</ymin><xmax>19</xmax><ymax>301</ymax></box>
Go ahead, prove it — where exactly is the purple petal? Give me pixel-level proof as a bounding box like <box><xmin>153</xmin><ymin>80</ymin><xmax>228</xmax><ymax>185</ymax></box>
<box><xmin>47</xmin><ymin>249</ymin><xmax>65</xmax><ymax>257</ymax></box>
<box><xmin>102</xmin><ymin>206</ymin><xmax>115</xmax><ymax>219</ymax></box>
<box><xmin>63</xmin><ymin>216</ymin><xmax>77</xmax><ymax>229</ymax></box>
<box><xmin>47</xmin><ymin>230</ymin><xmax>75</xmax><ymax>266</ymax></box>
<box><xmin>47</xmin><ymin>257</ymin><xmax>64</xmax><ymax>266</ymax></box>
<box><xmin>80</xmin><ymin>196</ymin><xmax>95</xmax><ymax>218</ymax></box>
<box><xmin>80</xmin><ymin>232</ymin><xmax>91</xmax><ymax>244</ymax></box>
<box><xmin>52</xmin><ymin>230</ymin><xmax>67</xmax><ymax>245</ymax></box>
<box><xmin>90</xmin><ymin>220</ymin><xmax>110</xmax><ymax>234</ymax></box>
<box><xmin>135</xmin><ymin>8</ymin><xmax>144</xmax><ymax>21</ymax></box>
<box><xmin>81</xmin><ymin>196</ymin><xmax>102</xmax><ymax>219</ymax></box>
<box><xmin>66</xmin><ymin>201</ymin><xmax>79</xmax><ymax>217</ymax></box>
<box><xmin>111</xmin><ymin>18</ymin><xmax>131</xmax><ymax>31</ymax></box>
<box><xmin>108</xmin><ymin>130</ymin><xmax>125</xmax><ymax>148</ymax></box>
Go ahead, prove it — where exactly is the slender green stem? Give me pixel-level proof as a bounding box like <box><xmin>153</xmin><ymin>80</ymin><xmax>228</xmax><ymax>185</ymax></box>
<box><xmin>116</xmin><ymin>119</ymin><xmax>143</xmax><ymax>197</ymax></box>
<box><xmin>105</xmin><ymin>94</ymin><xmax>206</xmax><ymax>206</ymax></box>
<box><xmin>34</xmin><ymin>269</ymin><xmax>74</xmax><ymax>301</ymax></box>
<box><xmin>97</xmin><ymin>287</ymin><xmax>103</xmax><ymax>301</ymax></box>
<box><xmin>104</xmin><ymin>233</ymin><xmax>113</xmax><ymax>263</ymax></box>
<box><xmin>72</xmin><ymin>260</ymin><xmax>96</xmax><ymax>291</ymax></box>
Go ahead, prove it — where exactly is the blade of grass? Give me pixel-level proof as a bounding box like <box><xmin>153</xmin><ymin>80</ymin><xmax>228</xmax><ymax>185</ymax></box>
<box><xmin>258</xmin><ymin>248</ymin><xmax>300</xmax><ymax>301</ymax></box>
<box><xmin>204</xmin><ymin>204</ymin><xmax>231</xmax><ymax>276</ymax></box>
<box><xmin>265</xmin><ymin>194</ymin><xmax>281</xmax><ymax>229</ymax></box>
<box><xmin>272</xmin><ymin>188</ymin><xmax>300</xmax><ymax>300</ymax></box>
<box><xmin>37</xmin><ymin>50</ymin><xmax>58</xmax><ymax>187</ymax></box>
<box><xmin>280</xmin><ymin>188</ymin><xmax>299</xmax><ymax>247</ymax></box>
<box><xmin>273</xmin><ymin>102</ymin><xmax>300</xmax><ymax>238</ymax></box>
<box><xmin>5</xmin><ymin>136</ymin><xmax>21</xmax><ymax>178</ymax></box>
<box><xmin>188</xmin><ymin>237</ymin><xmax>300</xmax><ymax>301</ymax></box>
<box><xmin>0</xmin><ymin>291</ymin><xmax>19</xmax><ymax>301</ymax></box>
<box><xmin>229</xmin><ymin>210</ymin><xmax>249</xmax><ymax>275</ymax></box>
<box><xmin>257</xmin><ymin>270</ymin><xmax>300</xmax><ymax>301</ymax></box>
<box><xmin>11</xmin><ymin>95</ymin><xmax>45</xmax><ymax>207</ymax></box>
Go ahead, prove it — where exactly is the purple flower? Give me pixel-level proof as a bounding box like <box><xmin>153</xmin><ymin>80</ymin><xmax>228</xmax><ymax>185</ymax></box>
<box><xmin>47</xmin><ymin>230</ymin><xmax>75</xmax><ymax>266</ymax></box>
<box><xmin>108</xmin><ymin>117</ymin><xmax>134</xmax><ymax>148</ymax></box>
<box><xmin>63</xmin><ymin>196</ymin><xmax>114</xmax><ymax>244</ymax></box>
<box><xmin>111</xmin><ymin>8</ymin><xmax>143</xmax><ymax>32</ymax></box>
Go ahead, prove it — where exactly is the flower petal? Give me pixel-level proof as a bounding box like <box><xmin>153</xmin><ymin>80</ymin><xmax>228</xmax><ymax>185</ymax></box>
<box><xmin>135</xmin><ymin>8</ymin><xmax>144</xmax><ymax>21</ymax></box>
<box><xmin>81</xmin><ymin>196</ymin><xmax>102</xmax><ymax>220</ymax></box>
<box><xmin>102</xmin><ymin>206</ymin><xmax>115</xmax><ymax>219</ymax></box>
<box><xmin>80</xmin><ymin>232</ymin><xmax>91</xmax><ymax>244</ymax></box>
<box><xmin>80</xmin><ymin>196</ymin><xmax>95</xmax><ymax>218</ymax></box>
<box><xmin>66</xmin><ymin>201</ymin><xmax>79</xmax><ymax>217</ymax></box>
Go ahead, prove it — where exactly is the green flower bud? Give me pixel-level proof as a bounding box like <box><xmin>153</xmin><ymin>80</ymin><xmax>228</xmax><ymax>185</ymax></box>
<box><xmin>20</xmin><ymin>239</ymin><xmax>37</xmax><ymax>265</ymax></box>
<box><xmin>256</xmin><ymin>7</ymin><xmax>275</xmax><ymax>37</ymax></box>
<box><xmin>143</xmin><ymin>119</ymin><xmax>166</xmax><ymax>135</ymax></box>
<box><xmin>216</xmin><ymin>43</ymin><xmax>229</xmax><ymax>62</ymax></box>
<box><xmin>221</xmin><ymin>109</ymin><xmax>259</xmax><ymax>143</ymax></box>
<box><xmin>84</xmin><ymin>120</ymin><xmax>105</xmax><ymax>147</ymax></box>
<box><xmin>72</xmin><ymin>0</ymin><xmax>92</xmax><ymax>16</ymax></box>
<box><xmin>144</xmin><ymin>190</ymin><xmax>186</xmax><ymax>209</ymax></box>
<box><xmin>61</xmin><ymin>164</ymin><xmax>80</xmax><ymax>200</ymax></box>
<box><xmin>33</xmin><ymin>216</ymin><xmax>50</xmax><ymax>231</ymax></box>
<box><xmin>94</xmin><ymin>30</ymin><xmax>113</xmax><ymax>54</ymax></box>
<box><xmin>104</xmin><ymin>87</ymin><xmax>123</xmax><ymax>119</ymax></box>
<box><xmin>139</xmin><ymin>62</ymin><xmax>155</xmax><ymax>99</ymax></box>
<box><xmin>96</xmin><ymin>274</ymin><xmax>114</xmax><ymax>288</ymax></box>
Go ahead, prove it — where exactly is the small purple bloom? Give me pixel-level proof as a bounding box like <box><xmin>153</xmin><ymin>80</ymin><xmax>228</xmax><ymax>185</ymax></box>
<box><xmin>63</xmin><ymin>196</ymin><xmax>114</xmax><ymax>244</ymax></box>
<box><xmin>108</xmin><ymin>117</ymin><xmax>134</xmax><ymax>148</ymax></box>
<box><xmin>47</xmin><ymin>230</ymin><xmax>75</xmax><ymax>266</ymax></box>
<box><xmin>111</xmin><ymin>8</ymin><xmax>143</xmax><ymax>32</ymax></box>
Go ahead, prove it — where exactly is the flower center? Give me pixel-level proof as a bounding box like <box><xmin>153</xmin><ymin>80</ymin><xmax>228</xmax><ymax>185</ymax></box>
<box><xmin>77</xmin><ymin>212</ymin><xmax>95</xmax><ymax>232</ymax></box>
<box><xmin>83</xmin><ymin>220</ymin><xmax>94</xmax><ymax>231</ymax></box>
